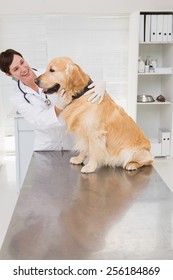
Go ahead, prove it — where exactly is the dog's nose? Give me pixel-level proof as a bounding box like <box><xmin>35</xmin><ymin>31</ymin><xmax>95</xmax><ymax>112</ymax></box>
<box><xmin>35</xmin><ymin>78</ymin><xmax>40</xmax><ymax>86</ymax></box>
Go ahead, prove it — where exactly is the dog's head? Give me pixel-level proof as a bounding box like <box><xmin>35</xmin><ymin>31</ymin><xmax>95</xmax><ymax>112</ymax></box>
<box><xmin>35</xmin><ymin>57</ymin><xmax>91</xmax><ymax>99</ymax></box>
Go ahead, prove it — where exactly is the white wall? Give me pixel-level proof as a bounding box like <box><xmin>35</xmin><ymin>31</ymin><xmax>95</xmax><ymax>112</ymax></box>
<box><xmin>0</xmin><ymin>0</ymin><xmax>173</xmax><ymax>14</ymax></box>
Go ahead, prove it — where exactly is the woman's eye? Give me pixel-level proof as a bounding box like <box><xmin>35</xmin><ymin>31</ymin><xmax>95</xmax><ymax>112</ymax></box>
<box><xmin>50</xmin><ymin>68</ymin><xmax>55</xmax><ymax>72</ymax></box>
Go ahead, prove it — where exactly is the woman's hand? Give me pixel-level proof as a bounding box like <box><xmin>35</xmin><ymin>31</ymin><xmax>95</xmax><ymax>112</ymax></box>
<box><xmin>84</xmin><ymin>81</ymin><xmax>106</xmax><ymax>104</ymax></box>
<box><xmin>55</xmin><ymin>89</ymin><xmax>72</xmax><ymax>110</ymax></box>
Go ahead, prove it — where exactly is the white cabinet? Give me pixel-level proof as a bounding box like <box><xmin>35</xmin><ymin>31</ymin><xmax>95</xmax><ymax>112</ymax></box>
<box><xmin>0</xmin><ymin>90</ymin><xmax>5</xmax><ymax>166</ymax></box>
<box><xmin>136</xmin><ymin>12</ymin><xmax>173</xmax><ymax>157</ymax></box>
<box><xmin>14</xmin><ymin>116</ymin><xmax>34</xmax><ymax>190</ymax></box>
<box><xmin>0</xmin><ymin>125</ymin><xmax>5</xmax><ymax>166</ymax></box>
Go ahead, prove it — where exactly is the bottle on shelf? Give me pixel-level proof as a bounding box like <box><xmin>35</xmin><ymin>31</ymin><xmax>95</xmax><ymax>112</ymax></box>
<box><xmin>138</xmin><ymin>57</ymin><xmax>145</xmax><ymax>73</ymax></box>
<box><xmin>145</xmin><ymin>56</ymin><xmax>150</xmax><ymax>66</ymax></box>
<box><xmin>144</xmin><ymin>56</ymin><xmax>150</xmax><ymax>73</ymax></box>
<box><xmin>151</xmin><ymin>58</ymin><xmax>157</xmax><ymax>69</ymax></box>
<box><xmin>149</xmin><ymin>58</ymin><xmax>158</xmax><ymax>72</ymax></box>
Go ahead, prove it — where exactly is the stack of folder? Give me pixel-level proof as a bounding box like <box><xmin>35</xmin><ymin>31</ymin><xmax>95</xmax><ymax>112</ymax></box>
<box><xmin>139</xmin><ymin>13</ymin><xmax>173</xmax><ymax>42</ymax></box>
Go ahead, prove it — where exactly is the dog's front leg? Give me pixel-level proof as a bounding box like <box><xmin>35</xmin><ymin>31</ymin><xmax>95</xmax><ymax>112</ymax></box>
<box><xmin>81</xmin><ymin>130</ymin><xmax>107</xmax><ymax>174</ymax></box>
<box><xmin>70</xmin><ymin>151</ymin><xmax>86</xmax><ymax>165</ymax></box>
<box><xmin>81</xmin><ymin>159</ymin><xmax>98</xmax><ymax>173</ymax></box>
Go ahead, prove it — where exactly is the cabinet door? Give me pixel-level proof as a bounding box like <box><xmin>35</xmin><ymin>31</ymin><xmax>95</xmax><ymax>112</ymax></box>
<box><xmin>0</xmin><ymin>133</ymin><xmax>5</xmax><ymax>166</ymax></box>
<box><xmin>0</xmin><ymin>92</ymin><xmax>5</xmax><ymax>166</ymax></box>
<box><xmin>15</xmin><ymin>118</ymin><xmax>34</xmax><ymax>190</ymax></box>
<box><xmin>18</xmin><ymin>130</ymin><xmax>34</xmax><ymax>188</ymax></box>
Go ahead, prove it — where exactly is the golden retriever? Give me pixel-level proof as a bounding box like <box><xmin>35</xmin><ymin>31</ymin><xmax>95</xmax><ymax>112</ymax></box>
<box><xmin>35</xmin><ymin>56</ymin><xmax>153</xmax><ymax>173</ymax></box>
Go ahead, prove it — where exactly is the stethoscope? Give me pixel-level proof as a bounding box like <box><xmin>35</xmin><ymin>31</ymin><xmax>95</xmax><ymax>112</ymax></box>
<box><xmin>17</xmin><ymin>68</ymin><xmax>51</xmax><ymax>106</ymax></box>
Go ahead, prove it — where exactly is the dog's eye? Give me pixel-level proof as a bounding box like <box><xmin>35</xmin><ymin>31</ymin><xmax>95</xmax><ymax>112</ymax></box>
<box><xmin>50</xmin><ymin>68</ymin><xmax>55</xmax><ymax>72</ymax></box>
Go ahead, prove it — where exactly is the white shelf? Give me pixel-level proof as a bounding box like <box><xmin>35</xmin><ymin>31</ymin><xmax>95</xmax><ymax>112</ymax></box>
<box><xmin>140</xmin><ymin>41</ymin><xmax>173</xmax><ymax>45</ymax></box>
<box><xmin>138</xmin><ymin>72</ymin><xmax>172</xmax><ymax>75</ymax></box>
<box><xmin>138</xmin><ymin>67</ymin><xmax>172</xmax><ymax>75</ymax></box>
<box><xmin>137</xmin><ymin>100</ymin><xmax>171</xmax><ymax>105</ymax></box>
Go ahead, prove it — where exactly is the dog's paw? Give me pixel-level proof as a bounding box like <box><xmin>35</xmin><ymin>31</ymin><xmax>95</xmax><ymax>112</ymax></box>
<box><xmin>125</xmin><ymin>162</ymin><xmax>139</xmax><ymax>171</ymax></box>
<box><xmin>70</xmin><ymin>156</ymin><xmax>83</xmax><ymax>165</ymax></box>
<box><xmin>81</xmin><ymin>164</ymin><xmax>96</xmax><ymax>174</ymax></box>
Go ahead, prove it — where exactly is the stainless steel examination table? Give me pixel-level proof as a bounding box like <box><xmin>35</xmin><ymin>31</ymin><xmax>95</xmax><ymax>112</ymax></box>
<box><xmin>0</xmin><ymin>151</ymin><xmax>173</xmax><ymax>260</ymax></box>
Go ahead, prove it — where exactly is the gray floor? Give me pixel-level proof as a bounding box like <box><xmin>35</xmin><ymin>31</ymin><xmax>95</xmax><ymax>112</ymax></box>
<box><xmin>0</xmin><ymin>151</ymin><xmax>173</xmax><ymax>260</ymax></box>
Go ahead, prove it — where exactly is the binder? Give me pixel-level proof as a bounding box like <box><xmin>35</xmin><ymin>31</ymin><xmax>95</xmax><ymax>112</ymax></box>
<box><xmin>145</xmin><ymin>14</ymin><xmax>151</xmax><ymax>42</ymax></box>
<box><xmin>159</xmin><ymin>129</ymin><xmax>170</xmax><ymax>156</ymax></box>
<box><xmin>167</xmin><ymin>14</ymin><xmax>173</xmax><ymax>41</ymax></box>
<box><xmin>151</xmin><ymin>14</ymin><xmax>157</xmax><ymax>42</ymax></box>
<box><xmin>139</xmin><ymin>14</ymin><xmax>144</xmax><ymax>42</ymax></box>
<box><xmin>157</xmin><ymin>14</ymin><xmax>163</xmax><ymax>41</ymax></box>
<box><xmin>163</xmin><ymin>14</ymin><xmax>168</xmax><ymax>41</ymax></box>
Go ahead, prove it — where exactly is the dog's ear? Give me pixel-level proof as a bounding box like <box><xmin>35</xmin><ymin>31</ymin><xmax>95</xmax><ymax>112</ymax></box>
<box><xmin>66</xmin><ymin>63</ymin><xmax>88</xmax><ymax>90</ymax></box>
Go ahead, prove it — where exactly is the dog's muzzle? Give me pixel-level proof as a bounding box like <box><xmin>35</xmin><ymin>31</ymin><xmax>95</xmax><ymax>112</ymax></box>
<box><xmin>35</xmin><ymin>78</ymin><xmax>61</xmax><ymax>94</ymax></box>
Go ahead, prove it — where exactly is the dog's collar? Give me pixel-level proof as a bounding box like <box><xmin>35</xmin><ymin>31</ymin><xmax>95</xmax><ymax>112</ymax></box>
<box><xmin>72</xmin><ymin>79</ymin><xmax>93</xmax><ymax>100</ymax></box>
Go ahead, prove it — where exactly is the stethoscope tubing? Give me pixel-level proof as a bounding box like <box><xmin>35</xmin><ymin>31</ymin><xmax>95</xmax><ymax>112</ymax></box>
<box><xmin>18</xmin><ymin>80</ymin><xmax>31</xmax><ymax>103</ymax></box>
<box><xmin>17</xmin><ymin>68</ymin><xmax>51</xmax><ymax>105</ymax></box>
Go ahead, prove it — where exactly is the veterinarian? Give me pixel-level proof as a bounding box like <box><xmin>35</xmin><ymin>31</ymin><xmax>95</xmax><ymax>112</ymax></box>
<box><xmin>0</xmin><ymin>49</ymin><xmax>106</xmax><ymax>151</ymax></box>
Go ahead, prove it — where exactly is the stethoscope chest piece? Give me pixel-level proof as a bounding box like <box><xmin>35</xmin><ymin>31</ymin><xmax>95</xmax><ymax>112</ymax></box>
<box><xmin>45</xmin><ymin>98</ymin><xmax>51</xmax><ymax>106</ymax></box>
<box><xmin>45</xmin><ymin>95</ymin><xmax>51</xmax><ymax>106</ymax></box>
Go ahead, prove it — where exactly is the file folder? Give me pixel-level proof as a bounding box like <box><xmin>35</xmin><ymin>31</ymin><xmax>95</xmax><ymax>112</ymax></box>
<box><xmin>139</xmin><ymin>14</ymin><xmax>144</xmax><ymax>42</ymax></box>
<box><xmin>163</xmin><ymin>14</ymin><xmax>168</xmax><ymax>41</ymax></box>
<box><xmin>145</xmin><ymin>14</ymin><xmax>151</xmax><ymax>42</ymax></box>
<box><xmin>151</xmin><ymin>14</ymin><xmax>157</xmax><ymax>42</ymax></box>
<box><xmin>167</xmin><ymin>14</ymin><xmax>173</xmax><ymax>41</ymax></box>
<box><xmin>157</xmin><ymin>14</ymin><xmax>163</xmax><ymax>41</ymax></box>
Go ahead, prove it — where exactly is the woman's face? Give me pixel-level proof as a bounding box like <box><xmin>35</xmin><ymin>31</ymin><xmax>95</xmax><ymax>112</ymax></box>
<box><xmin>8</xmin><ymin>54</ymin><xmax>34</xmax><ymax>83</ymax></box>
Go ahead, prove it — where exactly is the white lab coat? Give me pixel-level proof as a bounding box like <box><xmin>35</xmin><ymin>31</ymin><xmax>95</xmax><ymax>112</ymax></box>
<box><xmin>11</xmin><ymin>69</ymin><xmax>75</xmax><ymax>151</ymax></box>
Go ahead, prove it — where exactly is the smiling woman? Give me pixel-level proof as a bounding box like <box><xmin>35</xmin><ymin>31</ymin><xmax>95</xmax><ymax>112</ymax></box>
<box><xmin>0</xmin><ymin>48</ymin><xmax>106</xmax><ymax>153</ymax></box>
<box><xmin>0</xmin><ymin>50</ymin><xmax>38</xmax><ymax>93</ymax></box>
<box><xmin>0</xmin><ymin>49</ymin><xmax>23</xmax><ymax>75</ymax></box>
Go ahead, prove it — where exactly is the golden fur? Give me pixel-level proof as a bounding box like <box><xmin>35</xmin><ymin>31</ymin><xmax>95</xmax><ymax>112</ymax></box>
<box><xmin>36</xmin><ymin>56</ymin><xmax>153</xmax><ymax>173</ymax></box>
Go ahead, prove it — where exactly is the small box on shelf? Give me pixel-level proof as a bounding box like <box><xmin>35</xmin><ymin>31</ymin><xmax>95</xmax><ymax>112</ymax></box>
<box><xmin>150</xmin><ymin>139</ymin><xmax>162</xmax><ymax>157</ymax></box>
<box><xmin>150</xmin><ymin>129</ymin><xmax>171</xmax><ymax>157</ymax></box>
<box><xmin>159</xmin><ymin>129</ymin><xmax>171</xmax><ymax>156</ymax></box>
<box><xmin>155</xmin><ymin>67</ymin><xmax>172</xmax><ymax>74</ymax></box>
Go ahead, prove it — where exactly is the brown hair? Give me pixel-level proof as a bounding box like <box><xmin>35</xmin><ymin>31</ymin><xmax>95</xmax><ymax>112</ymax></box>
<box><xmin>0</xmin><ymin>49</ymin><xmax>23</xmax><ymax>75</ymax></box>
